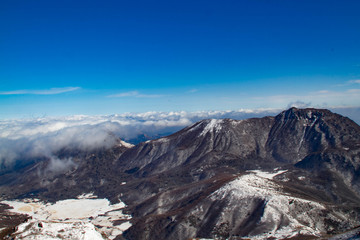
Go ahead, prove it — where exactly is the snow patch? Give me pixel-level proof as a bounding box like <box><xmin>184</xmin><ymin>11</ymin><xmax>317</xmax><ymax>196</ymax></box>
<box><xmin>298</xmin><ymin>176</ymin><xmax>306</xmax><ymax>181</ymax></box>
<box><xmin>210</xmin><ymin>171</ymin><xmax>325</xmax><ymax>239</ymax></box>
<box><xmin>2</xmin><ymin>195</ymin><xmax>132</xmax><ymax>240</ymax></box>
<box><xmin>307</xmin><ymin>111</ymin><xmax>313</xmax><ymax>119</ymax></box>
<box><xmin>200</xmin><ymin>119</ymin><xmax>223</xmax><ymax>136</ymax></box>
<box><xmin>231</xmin><ymin>119</ymin><xmax>242</xmax><ymax>126</ymax></box>
<box><xmin>154</xmin><ymin>137</ymin><xmax>170</xmax><ymax>143</ymax></box>
<box><xmin>119</xmin><ymin>139</ymin><xmax>134</xmax><ymax>148</ymax></box>
<box><xmin>77</xmin><ymin>192</ymin><xmax>97</xmax><ymax>199</ymax></box>
<box><xmin>15</xmin><ymin>221</ymin><xmax>104</xmax><ymax>240</ymax></box>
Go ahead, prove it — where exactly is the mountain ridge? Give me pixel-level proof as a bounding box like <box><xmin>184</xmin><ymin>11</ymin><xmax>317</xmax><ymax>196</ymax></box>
<box><xmin>116</xmin><ymin>107</ymin><xmax>360</xmax><ymax>239</ymax></box>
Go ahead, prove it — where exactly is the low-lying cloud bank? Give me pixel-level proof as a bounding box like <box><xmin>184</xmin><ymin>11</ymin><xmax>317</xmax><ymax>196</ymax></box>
<box><xmin>0</xmin><ymin>107</ymin><xmax>359</xmax><ymax>171</ymax></box>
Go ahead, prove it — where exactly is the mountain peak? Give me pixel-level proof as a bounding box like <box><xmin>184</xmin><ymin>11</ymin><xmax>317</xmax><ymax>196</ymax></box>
<box><xmin>277</xmin><ymin>107</ymin><xmax>333</xmax><ymax>121</ymax></box>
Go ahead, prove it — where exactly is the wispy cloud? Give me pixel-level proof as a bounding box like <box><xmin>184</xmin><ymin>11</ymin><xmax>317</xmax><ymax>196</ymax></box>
<box><xmin>252</xmin><ymin>88</ymin><xmax>360</xmax><ymax>109</ymax></box>
<box><xmin>347</xmin><ymin>89</ymin><xmax>360</xmax><ymax>93</ymax></box>
<box><xmin>314</xmin><ymin>90</ymin><xmax>331</xmax><ymax>94</ymax></box>
<box><xmin>287</xmin><ymin>101</ymin><xmax>311</xmax><ymax>108</ymax></box>
<box><xmin>349</xmin><ymin>80</ymin><xmax>360</xmax><ymax>84</ymax></box>
<box><xmin>107</xmin><ymin>91</ymin><xmax>164</xmax><ymax>98</ymax></box>
<box><xmin>335</xmin><ymin>79</ymin><xmax>360</xmax><ymax>87</ymax></box>
<box><xmin>0</xmin><ymin>87</ymin><xmax>81</xmax><ymax>95</ymax></box>
<box><xmin>187</xmin><ymin>89</ymin><xmax>198</xmax><ymax>93</ymax></box>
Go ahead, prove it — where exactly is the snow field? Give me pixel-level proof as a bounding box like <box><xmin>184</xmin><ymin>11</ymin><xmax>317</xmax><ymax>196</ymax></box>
<box><xmin>1</xmin><ymin>193</ymin><xmax>132</xmax><ymax>240</ymax></box>
<box><xmin>210</xmin><ymin>170</ymin><xmax>325</xmax><ymax>239</ymax></box>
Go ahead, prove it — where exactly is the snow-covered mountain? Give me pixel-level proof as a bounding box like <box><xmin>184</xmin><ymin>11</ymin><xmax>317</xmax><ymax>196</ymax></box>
<box><xmin>1</xmin><ymin>108</ymin><xmax>360</xmax><ymax>239</ymax></box>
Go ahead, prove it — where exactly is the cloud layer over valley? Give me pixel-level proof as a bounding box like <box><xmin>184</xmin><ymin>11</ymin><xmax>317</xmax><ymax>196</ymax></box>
<box><xmin>1</xmin><ymin>107</ymin><xmax>359</xmax><ymax>172</ymax></box>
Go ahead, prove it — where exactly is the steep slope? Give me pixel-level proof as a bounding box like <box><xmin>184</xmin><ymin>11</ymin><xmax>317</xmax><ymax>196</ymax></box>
<box><xmin>267</xmin><ymin>108</ymin><xmax>360</xmax><ymax>164</ymax></box>
<box><xmin>118</xmin><ymin>117</ymin><xmax>275</xmax><ymax>177</ymax></box>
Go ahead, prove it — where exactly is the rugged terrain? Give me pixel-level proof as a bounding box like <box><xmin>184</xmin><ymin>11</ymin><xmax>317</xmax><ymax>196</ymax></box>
<box><xmin>1</xmin><ymin>107</ymin><xmax>360</xmax><ymax>239</ymax></box>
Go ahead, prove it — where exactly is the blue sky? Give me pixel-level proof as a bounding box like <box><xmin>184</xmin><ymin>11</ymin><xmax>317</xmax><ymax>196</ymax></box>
<box><xmin>1</xmin><ymin>0</ymin><xmax>360</xmax><ymax>118</ymax></box>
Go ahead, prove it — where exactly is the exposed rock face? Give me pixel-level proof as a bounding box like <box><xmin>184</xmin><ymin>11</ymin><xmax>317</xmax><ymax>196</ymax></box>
<box><xmin>118</xmin><ymin>117</ymin><xmax>275</xmax><ymax>178</ymax></box>
<box><xmin>1</xmin><ymin>108</ymin><xmax>360</xmax><ymax>239</ymax></box>
<box><xmin>267</xmin><ymin>108</ymin><xmax>360</xmax><ymax>164</ymax></box>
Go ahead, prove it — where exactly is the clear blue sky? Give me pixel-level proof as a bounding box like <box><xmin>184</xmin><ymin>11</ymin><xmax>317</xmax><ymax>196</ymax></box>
<box><xmin>1</xmin><ymin>0</ymin><xmax>359</xmax><ymax>118</ymax></box>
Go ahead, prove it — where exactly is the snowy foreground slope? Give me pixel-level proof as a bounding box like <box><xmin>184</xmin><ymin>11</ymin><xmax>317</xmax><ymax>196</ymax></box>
<box><xmin>1</xmin><ymin>108</ymin><xmax>360</xmax><ymax>239</ymax></box>
<box><xmin>3</xmin><ymin>170</ymin><xmax>345</xmax><ymax>240</ymax></box>
<box><xmin>1</xmin><ymin>193</ymin><xmax>131</xmax><ymax>239</ymax></box>
<box><xmin>200</xmin><ymin>170</ymin><xmax>336</xmax><ymax>239</ymax></box>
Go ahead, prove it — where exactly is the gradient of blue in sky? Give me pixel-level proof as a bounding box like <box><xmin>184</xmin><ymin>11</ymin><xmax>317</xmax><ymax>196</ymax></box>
<box><xmin>1</xmin><ymin>0</ymin><xmax>360</xmax><ymax>118</ymax></box>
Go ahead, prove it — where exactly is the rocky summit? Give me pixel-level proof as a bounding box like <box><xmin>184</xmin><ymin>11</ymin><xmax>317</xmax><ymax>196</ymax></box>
<box><xmin>1</xmin><ymin>108</ymin><xmax>360</xmax><ymax>239</ymax></box>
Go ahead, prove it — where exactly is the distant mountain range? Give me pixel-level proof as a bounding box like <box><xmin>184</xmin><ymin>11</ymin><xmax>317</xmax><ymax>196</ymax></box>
<box><xmin>1</xmin><ymin>107</ymin><xmax>360</xmax><ymax>239</ymax></box>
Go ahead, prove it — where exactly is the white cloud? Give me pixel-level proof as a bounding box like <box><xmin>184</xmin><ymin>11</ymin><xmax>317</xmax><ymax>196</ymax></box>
<box><xmin>347</xmin><ymin>89</ymin><xmax>360</xmax><ymax>93</ymax></box>
<box><xmin>251</xmin><ymin>88</ymin><xmax>360</xmax><ymax>109</ymax></box>
<box><xmin>107</xmin><ymin>91</ymin><xmax>164</xmax><ymax>98</ymax></box>
<box><xmin>108</xmin><ymin>91</ymin><xmax>139</xmax><ymax>97</ymax></box>
<box><xmin>46</xmin><ymin>157</ymin><xmax>77</xmax><ymax>174</ymax></box>
<box><xmin>0</xmin><ymin>87</ymin><xmax>81</xmax><ymax>95</ymax></box>
<box><xmin>349</xmin><ymin>80</ymin><xmax>360</xmax><ymax>84</ymax></box>
<box><xmin>314</xmin><ymin>90</ymin><xmax>331</xmax><ymax>94</ymax></box>
<box><xmin>287</xmin><ymin>101</ymin><xmax>311</xmax><ymax>108</ymax></box>
<box><xmin>187</xmin><ymin>89</ymin><xmax>198</xmax><ymax>93</ymax></box>
<box><xmin>335</xmin><ymin>80</ymin><xmax>360</xmax><ymax>87</ymax></box>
